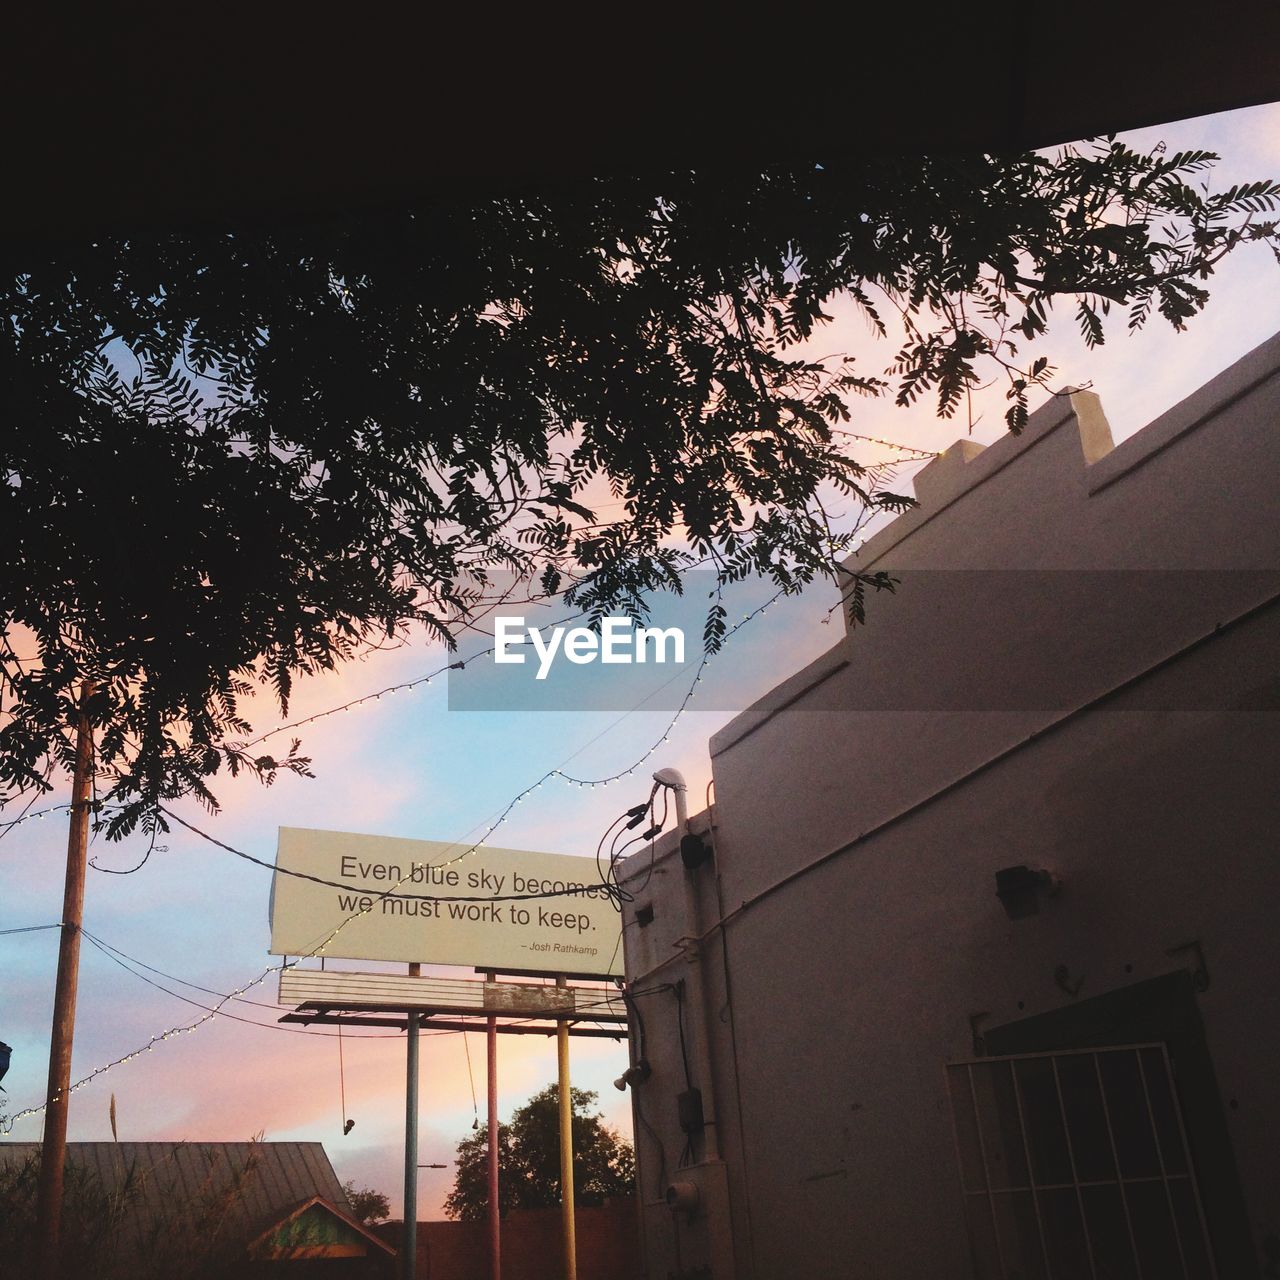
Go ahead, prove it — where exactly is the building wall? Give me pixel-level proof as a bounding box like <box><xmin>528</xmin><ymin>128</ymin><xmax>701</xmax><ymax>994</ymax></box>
<box><xmin>619</xmin><ymin>333</ymin><xmax>1280</xmax><ymax>1279</ymax></box>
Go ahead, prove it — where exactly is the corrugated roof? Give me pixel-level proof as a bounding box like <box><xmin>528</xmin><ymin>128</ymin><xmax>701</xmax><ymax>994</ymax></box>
<box><xmin>0</xmin><ymin>1141</ymin><xmax>351</xmax><ymax>1260</ymax></box>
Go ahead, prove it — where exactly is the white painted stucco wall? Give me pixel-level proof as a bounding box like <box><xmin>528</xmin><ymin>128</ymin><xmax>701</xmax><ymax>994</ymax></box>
<box><xmin>620</xmin><ymin>331</ymin><xmax>1280</xmax><ymax>1279</ymax></box>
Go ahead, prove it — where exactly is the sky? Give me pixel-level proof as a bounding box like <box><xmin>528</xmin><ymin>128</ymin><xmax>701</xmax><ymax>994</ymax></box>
<box><xmin>4</xmin><ymin>102</ymin><xmax>1280</xmax><ymax>1220</ymax></box>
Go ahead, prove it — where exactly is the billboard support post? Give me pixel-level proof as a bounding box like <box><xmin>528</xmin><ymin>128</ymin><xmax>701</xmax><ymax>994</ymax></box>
<box><xmin>404</xmin><ymin>962</ymin><xmax>420</xmax><ymax>1280</ymax></box>
<box><xmin>557</xmin><ymin>975</ymin><xmax>577</xmax><ymax>1280</ymax></box>
<box><xmin>486</xmin><ymin>971</ymin><xmax>501</xmax><ymax>1280</ymax></box>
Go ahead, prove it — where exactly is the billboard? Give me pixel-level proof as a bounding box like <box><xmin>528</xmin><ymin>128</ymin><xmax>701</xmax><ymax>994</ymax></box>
<box><xmin>268</xmin><ymin>827</ymin><xmax>623</xmax><ymax>978</ymax></box>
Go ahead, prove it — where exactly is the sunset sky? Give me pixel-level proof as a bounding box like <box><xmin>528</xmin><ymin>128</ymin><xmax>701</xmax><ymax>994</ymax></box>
<box><xmin>5</xmin><ymin>103</ymin><xmax>1280</xmax><ymax>1219</ymax></box>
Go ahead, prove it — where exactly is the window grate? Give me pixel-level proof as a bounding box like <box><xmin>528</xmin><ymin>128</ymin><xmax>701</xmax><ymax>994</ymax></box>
<box><xmin>945</xmin><ymin>1044</ymin><xmax>1218</xmax><ymax>1280</ymax></box>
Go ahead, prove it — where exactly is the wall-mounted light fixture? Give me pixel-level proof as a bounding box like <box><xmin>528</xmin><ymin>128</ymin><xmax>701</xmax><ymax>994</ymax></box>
<box><xmin>613</xmin><ymin>1059</ymin><xmax>651</xmax><ymax>1092</ymax></box>
<box><xmin>995</xmin><ymin>865</ymin><xmax>1061</xmax><ymax>919</ymax></box>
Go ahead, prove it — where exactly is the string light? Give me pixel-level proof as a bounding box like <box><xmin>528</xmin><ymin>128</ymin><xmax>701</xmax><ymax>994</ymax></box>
<box><xmin>236</xmin><ymin>603</ymin><xmax>601</xmax><ymax>751</ymax></box>
<box><xmin>0</xmin><ymin>801</ymin><xmax>129</xmax><ymax>834</ymax></box>
<box><xmin>2</xmin><ymin>503</ymin><xmax>897</xmax><ymax>840</ymax></box>
<box><xmin>2</xmin><ymin>520</ymin><xmax>881</xmax><ymax>1127</ymax></box>
<box><xmin>3</xmin><ymin>602</ymin><xmax>748</xmax><ymax>1128</ymax></box>
<box><xmin>2</xmin><ymin>954</ymin><xmax>283</xmax><ymax>1130</ymax></box>
<box><xmin>830</xmin><ymin>427</ymin><xmax>940</xmax><ymax>458</ymax></box>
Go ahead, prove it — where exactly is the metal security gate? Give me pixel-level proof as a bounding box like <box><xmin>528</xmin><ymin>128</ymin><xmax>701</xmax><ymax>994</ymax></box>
<box><xmin>945</xmin><ymin>1044</ymin><xmax>1218</xmax><ymax>1280</ymax></box>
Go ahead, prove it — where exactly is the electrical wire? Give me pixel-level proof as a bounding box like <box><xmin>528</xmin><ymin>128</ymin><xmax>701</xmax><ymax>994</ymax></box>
<box><xmin>161</xmin><ymin>807</ymin><xmax>630</xmax><ymax>907</ymax></box>
<box><xmin>75</xmin><ymin>924</ymin><xmax>637</xmax><ymax>1037</ymax></box>
<box><xmin>596</xmin><ymin>793</ymin><xmax>658</xmax><ymax>901</ymax></box>
<box><xmin>232</xmin><ymin>495</ymin><xmax>889</xmax><ymax>754</ymax></box>
<box><xmin>462</xmin><ymin>1029</ymin><xmax>480</xmax><ymax>1129</ymax></box>
<box><xmin>611</xmin><ymin>815</ymin><xmax>663</xmax><ymax>901</ymax></box>
<box><xmin>0</xmin><ymin>800</ymin><xmax>128</xmax><ymax>834</ymax></box>
<box><xmin>90</xmin><ymin>824</ymin><xmax>163</xmax><ymax>875</ymax></box>
<box><xmin>3</xmin><ymin>446</ymin><xmax>902</xmax><ymax>834</ymax></box>
<box><xmin>78</xmin><ymin>930</ymin><xmax>290</xmax><ymax>1012</ymax></box>
<box><xmin>2</xmin><ymin>576</ymin><xmax>802</xmax><ymax>1125</ymax></box>
<box><xmin>0</xmin><ymin>762</ymin><xmax>55</xmax><ymax>843</ymax></box>
<box><xmin>79</xmin><ymin>926</ymin><xmax>631</xmax><ymax>1034</ymax></box>
<box><xmin>78</xmin><ymin>933</ymin><xmax>400</xmax><ymax>1039</ymax></box>
<box><xmin>828</xmin><ymin>428</ymin><xmax>940</xmax><ymax>458</ymax></box>
<box><xmin>621</xmin><ymin>978</ymin><xmax>676</xmax><ymax>1198</ymax></box>
<box><xmin>156</xmin><ymin>577</ymin><xmax>789</xmax><ymax>912</ymax></box>
<box><xmin>596</xmin><ymin>811</ymin><xmax>636</xmax><ymax>896</ymax></box>
<box><xmin>673</xmin><ymin>981</ymin><xmax>692</xmax><ymax>1091</ymax></box>
<box><xmin>0</xmin><ymin>560</ymin><xmax>802</xmax><ymax>844</ymax></box>
<box><xmin>1</xmin><ymin>922</ymin><xmax>636</xmax><ymax>1142</ymax></box>
<box><xmin>238</xmin><ymin>606</ymin><xmax>589</xmax><ymax>750</ymax></box>
<box><xmin>337</xmin><ymin>1022</ymin><xmax>350</xmax><ymax>1133</ymax></box>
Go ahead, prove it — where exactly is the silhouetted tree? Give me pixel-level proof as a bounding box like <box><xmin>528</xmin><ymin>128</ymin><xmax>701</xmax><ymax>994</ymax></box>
<box><xmin>341</xmin><ymin>1181</ymin><xmax>391</xmax><ymax>1224</ymax></box>
<box><xmin>4</xmin><ymin>147</ymin><xmax>1279</xmax><ymax>831</ymax></box>
<box><xmin>445</xmin><ymin>1084</ymin><xmax>634</xmax><ymax>1220</ymax></box>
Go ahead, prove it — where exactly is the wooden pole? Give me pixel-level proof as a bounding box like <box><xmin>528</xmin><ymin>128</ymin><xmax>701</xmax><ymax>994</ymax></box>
<box><xmin>485</xmin><ymin>972</ymin><xmax>501</xmax><ymax>1280</ymax></box>
<box><xmin>556</xmin><ymin>976</ymin><xmax>576</xmax><ymax>1280</ymax></box>
<box><xmin>35</xmin><ymin>679</ymin><xmax>96</xmax><ymax>1280</ymax></box>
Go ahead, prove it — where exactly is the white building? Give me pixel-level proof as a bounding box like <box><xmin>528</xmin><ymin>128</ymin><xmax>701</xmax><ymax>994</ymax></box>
<box><xmin>619</xmin><ymin>333</ymin><xmax>1280</xmax><ymax>1279</ymax></box>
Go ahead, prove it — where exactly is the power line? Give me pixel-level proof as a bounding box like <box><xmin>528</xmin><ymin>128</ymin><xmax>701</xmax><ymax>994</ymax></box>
<box><xmin>238</xmin><ymin>595</ymin><xmax>600</xmax><ymax>751</ymax></box>
<box><xmin>3</xmin><ymin>795</ymin><xmax>642</xmax><ymax>1126</ymax></box>
<box><xmin>160</xmin><ymin>581</ymin><xmax>789</xmax><ymax>908</ymax></box>
<box><xmin>78</xmin><ymin>932</ymin><xmax>403</xmax><ymax>1039</ymax></box>
<box><xmin>9</xmin><ymin>922</ymin><xmax>631</xmax><ymax>1044</ymax></box>
<box><xmin>0</xmin><ymin>554</ymin><xmax>836</xmax><ymax>1125</ymax></box>
<box><xmin>78</xmin><ymin>930</ymin><xmax>295</xmax><ymax>1012</ymax></box>
<box><xmin>0</xmin><ymin>612</ymin><xmax>587</xmax><ymax>839</ymax></box>
<box><xmin>0</xmin><ymin>951</ymin><xmax>286</xmax><ymax>1131</ymax></box>
<box><xmin>1</xmin><ymin>509</ymin><xmax>879</xmax><ymax>843</ymax></box>
<box><xmin>159</xmin><ymin>808</ymin><xmax>630</xmax><ymax>907</ymax></box>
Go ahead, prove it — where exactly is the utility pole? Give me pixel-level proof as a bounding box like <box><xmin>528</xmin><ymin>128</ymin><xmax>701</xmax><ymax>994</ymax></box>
<box><xmin>35</xmin><ymin>679</ymin><xmax>96</xmax><ymax>1280</ymax></box>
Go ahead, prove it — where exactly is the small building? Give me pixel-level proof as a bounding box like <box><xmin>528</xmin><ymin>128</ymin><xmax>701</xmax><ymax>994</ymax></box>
<box><xmin>0</xmin><ymin>1140</ymin><xmax>396</xmax><ymax>1277</ymax></box>
<box><xmin>619</xmin><ymin>333</ymin><xmax>1280</xmax><ymax>1278</ymax></box>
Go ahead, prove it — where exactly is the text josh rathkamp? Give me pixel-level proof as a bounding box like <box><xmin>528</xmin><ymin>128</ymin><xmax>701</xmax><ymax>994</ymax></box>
<box><xmin>493</xmin><ymin>616</ymin><xmax>686</xmax><ymax>680</ymax></box>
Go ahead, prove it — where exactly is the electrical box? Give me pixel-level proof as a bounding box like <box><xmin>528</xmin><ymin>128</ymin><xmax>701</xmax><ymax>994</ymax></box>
<box><xmin>677</xmin><ymin>1087</ymin><xmax>705</xmax><ymax>1134</ymax></box>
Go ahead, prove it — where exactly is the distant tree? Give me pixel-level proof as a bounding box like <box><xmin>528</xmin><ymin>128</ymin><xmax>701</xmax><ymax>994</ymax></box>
<box><xmin>341</xmin><ymin>1181</ymin><xmax>391</xmax><ymax>1225</ymax></box>
<box><xmin>447</xmin><ymin>1117</ymin><xmax>519</xmax><ymax>1221</ymax></box>
<box><xmin>445</xmin><ymin>1084</ymin><xmax>635</xmax><ymax>1220</ymax></box>
<box><xmin>4</xmin><ymin>145</ymin><xmax>1280</xmax><ymax>835</ymax></box>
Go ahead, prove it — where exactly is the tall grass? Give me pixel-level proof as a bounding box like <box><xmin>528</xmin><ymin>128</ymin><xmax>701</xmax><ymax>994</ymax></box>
<box><xmin>0</xmin><ymin>1141</ymin><xmax>264</xmax><ymax>1280</ymax></box>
